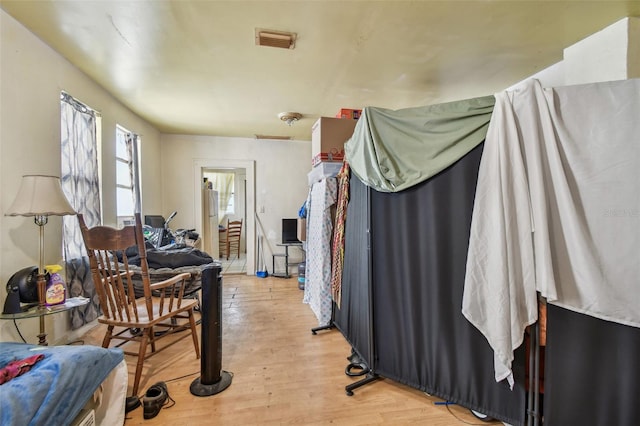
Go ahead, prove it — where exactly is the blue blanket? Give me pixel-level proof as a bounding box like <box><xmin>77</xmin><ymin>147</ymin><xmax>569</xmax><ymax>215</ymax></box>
<box><xmin>0</xmin><ymin>342</ymin><xmax>124</xmax><ymax>426</ymax></box>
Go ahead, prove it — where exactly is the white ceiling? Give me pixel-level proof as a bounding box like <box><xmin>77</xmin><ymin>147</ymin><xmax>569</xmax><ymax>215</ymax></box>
<box><xmin>2</xmin><ymin>1</ymin><xmax>639</xmax><ymax>141</ymax></box>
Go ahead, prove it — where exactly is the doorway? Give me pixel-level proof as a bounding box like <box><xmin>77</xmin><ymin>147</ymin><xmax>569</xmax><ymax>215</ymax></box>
<box><xmin>193</xmin><ymin>159</ymin><xmax>255</xmax><ymax>275</ymax></box>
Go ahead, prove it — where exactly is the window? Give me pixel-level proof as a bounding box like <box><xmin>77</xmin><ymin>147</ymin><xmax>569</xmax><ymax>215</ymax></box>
<box><xmin>203</xmin><ymin>171</ymin><xmax>235</xmax><ymax>217</ymax></box>
<box><xmin>116</xmin><ymin>126</ymin><xmax>141</xmax><ymax>226</ymax></box>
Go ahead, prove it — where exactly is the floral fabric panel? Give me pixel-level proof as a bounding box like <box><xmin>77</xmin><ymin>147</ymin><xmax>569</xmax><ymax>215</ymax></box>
<box><xmin>303</xmin><ymin>178</ymin><xmax>338</xmax><ymax>326</ymax></box>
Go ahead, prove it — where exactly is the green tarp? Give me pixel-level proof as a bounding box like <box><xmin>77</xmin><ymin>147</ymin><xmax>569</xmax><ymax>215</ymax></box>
<box><xmin>345</xmin><ymin>95</ymin><xmax>495</xmax><ymax>192</ymax></box>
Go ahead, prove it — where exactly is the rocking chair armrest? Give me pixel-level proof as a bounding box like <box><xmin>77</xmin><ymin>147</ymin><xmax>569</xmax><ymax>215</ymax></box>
<box><xmin>148</xmin><ymin>272</ymin><xmax>191</xmax><ymax>290</ymax></box>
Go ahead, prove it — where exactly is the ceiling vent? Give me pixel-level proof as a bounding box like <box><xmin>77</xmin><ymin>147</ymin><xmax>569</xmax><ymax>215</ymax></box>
<box><xmin>255</xmin><ymin>135</ymin><xmax>292</xmax><ymax>140</ymax></box>
<box><xmin>255</xmin><ymin>29</ymin><xmax>296</xmax><ymax>49</ymax></box>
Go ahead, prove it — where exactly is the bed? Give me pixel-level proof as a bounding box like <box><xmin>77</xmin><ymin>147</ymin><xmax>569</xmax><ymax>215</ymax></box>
<box><xmin>116</xmin><ymin>245</ymin><xmax>215</xmax><ymax>299</ymax></box>
<box><xmin>127</xmin><ymin>262</ymin><xmax>215</xmax><ymax>299</ymax></box>
<box><xmin>0</xmin><ymin>342</ymin><xmax>127</xmax><ymax>426</ymax></box>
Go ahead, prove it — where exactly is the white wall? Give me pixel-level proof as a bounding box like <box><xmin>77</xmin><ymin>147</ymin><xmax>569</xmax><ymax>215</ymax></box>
<box><xmin>509</xmin><ymin>17</ymin><xmax>640</xmax><ymax>90</ymax></box>
<box><xmin>0</xmin><ymin>10</ymin><xmax>164</xmax><ymax>343</ymax></box>
<box><xmin>161</xmin><ymin>134</ymin><xmax>311</xmax><ymax>271</ymax></box>
<box><xmin>629</xmin><ymin>18</ymin><xmax>640</xmax><ymax>78</ymax></box>
<box><xmin>564</xmin><ymin>17</ymin><xmax>635</xmax><ymax>85</ymax></box>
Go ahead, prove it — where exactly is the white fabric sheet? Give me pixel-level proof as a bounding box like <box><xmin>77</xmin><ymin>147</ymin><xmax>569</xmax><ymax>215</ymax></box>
<box><xmin>463</xmin><ymin>78</ymin><xmax>640</xmax><ymax>387</ymax></box>
<box><xmin>303</xmin><ymin>178</ymin><xmax>338</xmax><ymax>326</ymax></box>
<box><xmin>94</xmin><ymin>359</ymin><xmax>127</xmax><ymax>425</ymax></box>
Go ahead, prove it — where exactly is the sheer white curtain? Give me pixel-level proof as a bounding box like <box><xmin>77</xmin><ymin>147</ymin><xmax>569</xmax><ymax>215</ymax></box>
<box><xmin>212</xmin><ymin>172</ymin><xmax>234</xmax><ymax>224</ymax></box>
<box><xmin>60</xmin><ymin>92</ymin><xmax>101</xmax><ymax>328</ymax></box>
<box><xmin>125</xmin><ymin>132</ymin><xmax>141</xmax><ymax>214</ymax></box>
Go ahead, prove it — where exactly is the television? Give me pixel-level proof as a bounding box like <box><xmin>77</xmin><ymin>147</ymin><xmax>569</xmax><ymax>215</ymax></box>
<box><xmin>144</xmin><ymin>215</ymin><xmax>165</xmax><ymax>228</ymax></box>
<box><xmin>282</xmin><ymin>218</ymin><xmax>300</xmax><ymax>244</ymax></box>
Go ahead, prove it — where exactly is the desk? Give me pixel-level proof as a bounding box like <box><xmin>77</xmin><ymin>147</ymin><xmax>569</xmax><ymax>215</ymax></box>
<box><xmin>272</xmin><ymin>242</ymin><xmax>303</xmax><ymax>278</ymax></box>
<box><xmin>0</xmin><ymin>297</ymin><xmax>90</xmax><ymax>345</ymax></box>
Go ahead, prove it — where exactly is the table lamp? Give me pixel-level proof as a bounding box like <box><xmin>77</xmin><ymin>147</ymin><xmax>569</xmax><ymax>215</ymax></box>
<box><xmin>4</xmin><ymin>175</ymin><xmax>76</xmax><ymax>344</ymax></box>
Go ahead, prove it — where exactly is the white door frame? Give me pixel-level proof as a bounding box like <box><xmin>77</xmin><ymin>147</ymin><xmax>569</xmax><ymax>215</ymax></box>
<box><xmin>193</xmin><ymin>159</ymin><xmax>255</xmax><ymax>275</ymax></box>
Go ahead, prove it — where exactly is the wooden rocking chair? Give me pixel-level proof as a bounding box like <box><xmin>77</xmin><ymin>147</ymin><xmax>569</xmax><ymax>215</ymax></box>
<box><xmin>78</xmin><ymin>213</ymin><xmax>200</xmax><ymax>397</ymax></box>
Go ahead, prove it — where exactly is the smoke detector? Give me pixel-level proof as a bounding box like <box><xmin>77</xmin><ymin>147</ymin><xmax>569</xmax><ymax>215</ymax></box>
<box><xmin>255</xmin><ymin>29</ymin><xmax>297</xmax><ymax>49</ymax></box>
<box><xmin>278</xmin><ymin>112</ymin><xmax>302</xmax><ymax>126</ymax></box>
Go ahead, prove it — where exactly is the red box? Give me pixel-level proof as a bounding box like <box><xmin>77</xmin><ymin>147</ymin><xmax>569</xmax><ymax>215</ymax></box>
<box><xmin>312</xmin><ymin>150</ymin><xmax>344</xmax><ymax>167</ymax></box>
<box><xmin>335</xmin><ymin>108</ymin><xmax>362</xmax><ymax>120</ymax></box>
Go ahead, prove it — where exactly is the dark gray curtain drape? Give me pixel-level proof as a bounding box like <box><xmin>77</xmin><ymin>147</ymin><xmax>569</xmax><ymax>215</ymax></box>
<box><xmin>544</xmin><ymin>304</ymin><xmax>640</xmax><ymax>426</ymax></box>
<box><xmin>334</xmin><ymin>173</ymin><xmax>371</xmax><ymax>365</ymax></box>
<box><xmin>336</xmin><ymin>144</ymin><xmax>526</xmax><ymax>425</ymax></box>
<box><xmin>370</xmin><ymin>143</ymin><xmax>525</xmax><ymax>425</ymax></box>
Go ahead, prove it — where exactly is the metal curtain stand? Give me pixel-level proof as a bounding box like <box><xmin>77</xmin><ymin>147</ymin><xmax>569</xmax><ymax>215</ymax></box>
<box><xmin>311</xmin><ymin>300</ymin><xmax>335</xmax><ymax>334</ymax></box>
<box><xmin>310</xmin><ymin>175</ymin><xmax>380</xmax><ymax>395</ymax></box>
<box><xmin>342</xmin><ymin>185</ymin><xmax>379</xmax><ymax>396</ymax></box>
<box><xmin>527</xmin><ymin>320</ymin><xmax>541</xmax><ymax>426</ymax></box>
<box><xmin>310</xmin><ymin>299</ymin><xmax>379</xmax><ymax>396</ymax></box>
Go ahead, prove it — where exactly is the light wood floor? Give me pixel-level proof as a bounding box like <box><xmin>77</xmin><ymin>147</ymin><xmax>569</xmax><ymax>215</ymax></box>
<box><xmin>219</xmin><ymin>252</ymin><xmax>247</xmax><ymax>275</ymax></box>
<box><xmin>81</xmin><ymin>275</ymin><xmax>498</xmax><ymax>425</ymax></box>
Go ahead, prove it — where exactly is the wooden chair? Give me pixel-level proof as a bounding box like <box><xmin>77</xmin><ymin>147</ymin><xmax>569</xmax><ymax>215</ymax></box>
<box><xmin>78</xmin><ymin>213</ymin><xmax>200</xmax><ymax>397</ymax></box>
<box><xmin>223</xmin><ymin>219</ymin><xmax>242</xmax><ymax>260</ymax></box>
<box><xmin>218</xmin><ymin>225</ymin><xmax>228</xmax><ymax>259</ymax></box>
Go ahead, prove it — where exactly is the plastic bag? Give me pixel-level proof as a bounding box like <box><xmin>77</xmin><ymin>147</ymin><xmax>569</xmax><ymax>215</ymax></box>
<box><xmin>298</xmin><ymin>200</ymin><xmax>307</xmax><ymax>218</ymax></box>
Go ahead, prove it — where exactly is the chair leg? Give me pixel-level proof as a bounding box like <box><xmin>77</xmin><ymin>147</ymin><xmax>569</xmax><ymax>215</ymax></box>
<box><xmin>102</xmin><ymin>325</ymin><xmax>114</xmax><ymax>348</ymax></box>
<box><xmin>188</xmin><ymin>309</ymin><xmax>201</xmax><ymax>358</ymax></box>
<box><xmin>149</xmin><ymin>325</ymin><xmax>157</xmax><ymax>353</ymax></box>
<box><xmin>132</xmin><ymin>329</ymin><xmax>150</xmax><ymax>397</ymax></box>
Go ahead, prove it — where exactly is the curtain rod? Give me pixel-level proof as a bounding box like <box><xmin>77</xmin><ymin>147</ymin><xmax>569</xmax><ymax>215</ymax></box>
<box><xmin>60</xmin><ymin>91</ymin><xmax>101</xmax><ymax>117</ymax></box>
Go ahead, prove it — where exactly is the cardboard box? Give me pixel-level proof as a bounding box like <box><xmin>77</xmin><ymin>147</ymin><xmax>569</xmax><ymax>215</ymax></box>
<box><xmin>307</xmin><ymin>162</ymin><xmax>342</xmax><ymax>186</ymax></box>
<box><xmin>311</xmin><ymin>117</ymin><xmax>357</xmax><ymax>160</ymax></box>
<box><xmin>297</xmin><ymin>218</ymin><xmax>306</xmax><ymax>242</ymax></box>
<box><xmin>312</xmin><ymin>151</ymin><xmax>344</xmax><ymax>167</ymax></box>
<box><xmin>335</xmin><ymin>108</ymin><xmax>362</xmax><ymax>120</ymax></box>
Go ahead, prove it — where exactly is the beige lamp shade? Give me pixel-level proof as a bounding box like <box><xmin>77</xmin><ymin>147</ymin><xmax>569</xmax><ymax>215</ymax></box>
<box><xmin>5</xmin><ymin>175</ymin><xmax>76</xmax><ymax>217</ymax></box>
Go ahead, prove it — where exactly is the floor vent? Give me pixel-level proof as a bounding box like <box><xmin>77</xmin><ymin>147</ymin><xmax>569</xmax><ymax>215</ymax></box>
<box><xmin>255</xmin><ymin>29</ymin><xmax>296</xmax><ymax>49</ymax></box>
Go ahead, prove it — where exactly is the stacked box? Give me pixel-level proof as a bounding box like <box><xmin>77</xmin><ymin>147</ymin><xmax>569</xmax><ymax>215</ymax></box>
<box><xmin>311</xmin><ymin>117</ymin><xmax>357</xmax><ymax>167</ymax></box>
<box><xmin>297</xmin><ymin>218</ymin><xmax>306</xmax><ymax>242</ymax></box>
<box><xmin>335</xmin><ymin>108</ymin><xmax>362</xmax><ymax>120</ymax></box>
<box><xmin>312</xmin><ymin>150</ymin><xmax>344</xmax><ymax>167</ymax></box>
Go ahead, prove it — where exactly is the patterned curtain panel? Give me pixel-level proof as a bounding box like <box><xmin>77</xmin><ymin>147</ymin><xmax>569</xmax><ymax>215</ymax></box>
<box><xmin>60</xmin><ymin>92</ymin><xmax>102</xmax><ymax>329</ymax></box>
<box><xmin>125</xmin><ymin>132</ymin><xmax>142</xmax><ymax>213</ymax></box>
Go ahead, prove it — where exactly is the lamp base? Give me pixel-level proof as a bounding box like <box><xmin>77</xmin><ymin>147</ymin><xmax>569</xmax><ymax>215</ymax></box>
<box><xmin>37</xmin><ymin>330</ymin><xmax>48</xmax><ymax>346</ymax></box>
<box><xmin>36</xmin><ymin>274</ymin><xmax>48</xmax><ymax>345</ymax></box>
<box><xmin>36</xmin><ymin>273</ymin><xmax>46</xmax><ymax>308</ymax></box>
